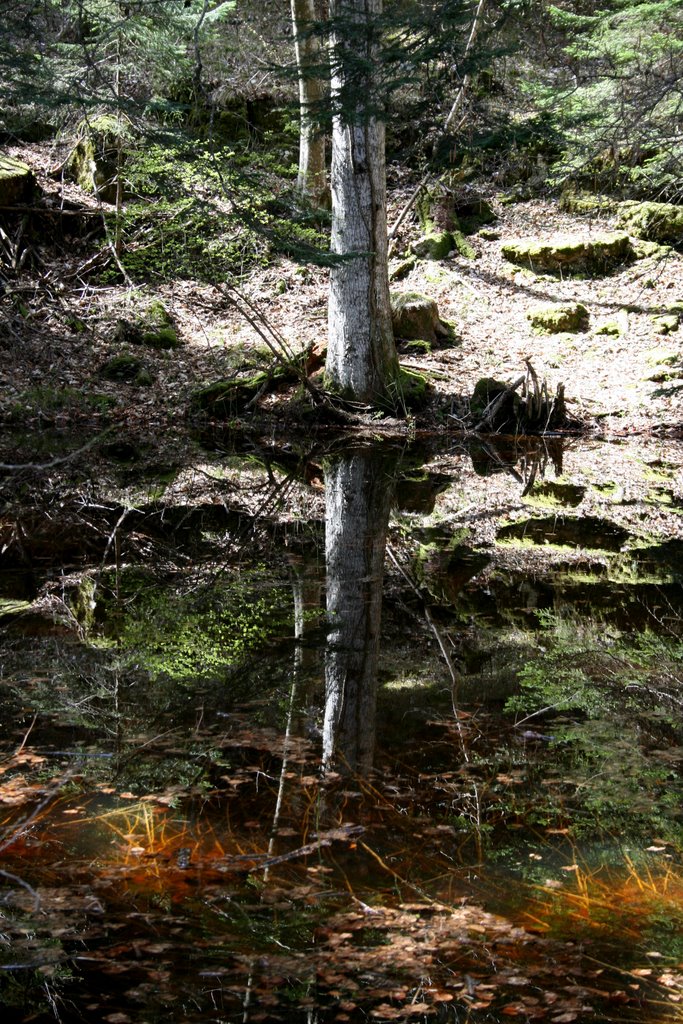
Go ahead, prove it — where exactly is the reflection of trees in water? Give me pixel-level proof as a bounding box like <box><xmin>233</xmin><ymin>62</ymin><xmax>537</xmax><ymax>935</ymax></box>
<box><xmin>470</xmin><ymin>435</ymin><xmax>564</xmax><ymax>494</ymax></box>
<box><xmin>323</xmin><ymin>450</ymin><xmax>395</xmax><ymax>774</ymax></box>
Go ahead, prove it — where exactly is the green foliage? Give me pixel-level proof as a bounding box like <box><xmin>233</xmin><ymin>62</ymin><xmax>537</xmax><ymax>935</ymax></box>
<box><xmin>528</xmin><ymin>0</ymin><xmax>683</xmax><ymax>198</ymax></box>
<box><xmin>117</xmin><ymin>569</ymin><xmax>292</xmax><ymax>683</ymax></box>
<box><xmin>102</xmin><ymin>140</ymin><xmax>328</xmax><ymax>284</ymax></box>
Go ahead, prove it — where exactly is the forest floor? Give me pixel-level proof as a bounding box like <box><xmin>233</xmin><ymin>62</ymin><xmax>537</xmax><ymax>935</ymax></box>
<box><xmin>1</xmin><ymin>143</ymin><xmax>683</xmax><ymax>453</ymax></box>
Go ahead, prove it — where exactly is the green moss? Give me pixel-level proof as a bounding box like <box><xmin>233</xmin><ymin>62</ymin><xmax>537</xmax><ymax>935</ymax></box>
<box><xmin>631</xmin><ymin>238</ymin><xmax>672</xmax><ymax>259</ymax></box>
<box><xmin>389</xmin><ymin>255</ymin><xmax>417</xmax><ymax>281</ymax></box>
<box><xmin>403</xmin><ymin>339</ymin><xmax>432</xmax><ymax>354</ymax></box>
<box><xmin>645</xmin><ymin>346</ymin><xmax>681</xmax><ymax>367</ymax></box>
<box><xmin>559</xmin><ymin>190</ymin><xmax>617</xmax><ymax>216</ymax></box>
<box><xmin>528</xmin><ymin>303</ymin><xmax>589</xmax><ymax>334</ymax></box>
<box><xmin>617</xmin><ymin>200</ymin><xmax>683</xmax><ymax>246</ymax></box>
<box><xmin>0</xmin><ymin>155</ymin><xmax>36</xmax><ymax>204</ymax></box>
<box><xmin>594</xmin><ymin>320</ymin><xmax>622</xmax><ymax>337</ymax></box>
<box><xmin>141</xmin><ymin>326</ymin><xmax>180</xmax><ymax>350</ymax></box>
<box><xmin>451</xmin><ymin>230</ymin><xmax>476</xmax><ymax>259</ymax></box>
<box><xmin>65</xmin><ymin>138</ymin><xmax>96</xmax><ymax>192</ymax></box>
<box><xmin>391</xmin><ymin>291</ymin><xmax>447</xmax><ymax>343</ymax></box>
<box><xmin>411</xmin><ymin>230</ymin><xmax>454</xmax><ymax>260</ymax></box>
<box><xmin>501</xmin><ymin>233</ymin><xmax>633</xmax><ymax>275</ymax></box>
<box><xmin>190</xmin><ymin>373</ymin><xmax>270</xmax><ymax>417</ymax></box>
<box><xmin>100</xmin><ymin>354</ymin><xmax>149</xmax><ymax>384</ymax></box>
<box><xmin>396</xmin><ymin>367</ymin><xmax>430</xmax><ymax>409</ymax></box>
<box><xmin>652</xmin><ymin>314</ymin><xmax>679</xmax><ymax>335</ymax></box>
<box><xmin>523</xmin><ymin>481</ymin><xmax>586</xmax><ymax>509</ymax></box>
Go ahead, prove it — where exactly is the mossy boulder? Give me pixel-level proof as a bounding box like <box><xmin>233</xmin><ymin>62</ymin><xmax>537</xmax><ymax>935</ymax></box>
<box><xmin>115</xmin><ymin>300</ymin><xmax>181</xmax><ymax>350</ymax></box>
<box><xmin>470</xmin><ymin>377</ymin><xmax>509</xmax><ymax>419</ymax></box>
<box><xmin>528</xmin><ymin>302</ymin><xmax>589</xmax><ymax>334</ymax></box>
<box><xmin>391</xmin><ymin>291</ymin><xmax>450</xmax><ymax>344</ymax></box>
<box><xmin>523</xmin><ymin>481</ymin><xmax>586</xmax><ymax>509</ymax></box>
<box><xmin>402</xmin><ymin>339</ymin><xmax>432</xmax><ymax>355</ymax></box>
<box><xmin>559</xmin><ymin>190</ymin><xmax>617</xmax><ymax>216</ymax></box>
<box><xmin>65</xmin><ymin>138</ymin><xmax>96</xmax><ymax>192</ymax></box>
<box><xmin>594</xmin><ymin>320</ymin><xmax>623</xmax><ymax>337</ymax></box>
<box><xmin>100</xmin><ymin>354</ymin><xmax>151</xmax><ymax>385</ymax></box>
<box><xmin>189</xmin><ymin>358</ymin><xmax>308</xmax><ymax>418</ymax></box>
<box><xmin>651</xmin><ymin>313</ymin><xmax>679</xmax><ymax>335</ymax></box>
<box><xmin>0</xmin><ymin>155</ymin><xmax>36</xmax><ymax>205</ymax></box>
<box><xmin>395</xmin><ymin>367</ymin><xmax>431</xmax><ymax>410</ymax></box>
<box><xmin>411</xmin><ymin>230</ymin><xmax>455</xmax><ymax>260</ymax></box>
<box><xmin>616</xmin><ymin>200</ymin><xmax>683</xmax><ymax>247</ymax></box>
<box><xmin>64</xmin><ymin>116</ymin><xmax>129</xmax><ymax>203</ymax></box>
<box><xmin>501</xmin><ymin>233</ymin><xmax>633</xmax><ymax>275</ymax></box>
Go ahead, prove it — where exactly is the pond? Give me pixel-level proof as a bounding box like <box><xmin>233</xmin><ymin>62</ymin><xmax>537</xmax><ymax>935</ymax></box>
<box><xmin>0</xmin><ymin>430</ymin><xmax>682</xmax><ymax>1023</ymax></box>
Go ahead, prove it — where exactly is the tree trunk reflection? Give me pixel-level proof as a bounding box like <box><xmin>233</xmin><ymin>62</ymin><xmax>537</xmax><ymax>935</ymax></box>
<box><xmin>323</xmin><ymin>450</ymin><xmax>395</xmax><ymax>773</ymax></box>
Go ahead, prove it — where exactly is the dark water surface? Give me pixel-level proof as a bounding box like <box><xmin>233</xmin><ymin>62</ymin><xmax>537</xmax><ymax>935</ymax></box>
<box><xmin>1</xmin><ymin>433</ymin><xmax>682</xmax><ymax>1022</ymax></box>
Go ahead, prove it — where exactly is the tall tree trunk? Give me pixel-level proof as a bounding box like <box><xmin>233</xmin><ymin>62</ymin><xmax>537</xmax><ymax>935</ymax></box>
<box><xmin>291</xmin><ymin>0</ymin><xmax>328</xmax><ymax>205</ymax></box>
<box><xmin>326</xmin><ymin>0</ymin><xmax>400</xmax><ymax>406</ymax></box>
<box><xmin>323</xmin><ymin>449</ymin><xmax>395</xmax><ymax>773</ymax></box>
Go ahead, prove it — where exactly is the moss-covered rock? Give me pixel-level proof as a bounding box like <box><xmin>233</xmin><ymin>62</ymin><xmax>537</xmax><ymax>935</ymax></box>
<box><xmin>470</xmin><ymin>377</ymin><xmax>510</xmax><ymax>419</ymax></box>
<box><xmin>0</xmin><ymin>155</ymin><xmax>36</xmax><ymax>205</ymax></box>
<box><xmin>631</xmin><ymin>238</ymin><xmax>672</xmax><ymax>260</ymax></box>
<box><xmin>652</xmin><ymin>313</ymin><xmax>679</xmax><ymax>335</ymax></box>
<box><xmin>523</xmin><ymin>481</ymin><xmax>586</xmax><ymax>509</ymax></box>
<box><xmin>402</xmin><ymin>339</ymin><xmax>432</xmax><ymax>355</ymax></box>
<box><xmin>100</xmin><ymin>354</ymin><xmax>150</xmax><ymax>385</ymax></box>
<box><xmin>528</xmin><ymin>302</ymin><xmax>589</xmax><ymax>334</ymax></box>
<box><xmin>594</xmin><ymin>320</ymin><xmax>623</xmax><ymax>337</ymax></box>
<box><xmin>645</xmin><ymin>346</ymin><xmax>681</xmax><ymax>367</ymax></box>
<box><xmin>391</xmin><ymin>291</ymin><xmax>450</xmax><ymax>344</ymax></box>
<box><xmin>389</xmin><ymin>255</ymin><xmax>417</xmax><ymax>281</ymax></box>
<box><xmin>559</xmin><ymin>190</ymin><xmax>617</xmax><ymax>216</ymax></box>
<box><xmin>64</xmin><ymin>138</ymin><xmax>96</xmax><ymax>192</ymax></box>
<box><xmin>617</xmin><ymin>200</ymin><xmax>683</xmax><ymax>247</ymax></box>
<box><xmin>501</xmin><ymin>233</ymin><xmax>633</xmax><ymax>275</ymax></box>
<box><xmin>116</xmin><ymin>300</ymin><xmax>181</xmax><ymax>350</ymax></box>
<box><xmin>64</xmin><ymin>116</ymin><xmax>129</xmax><ymax>203</ymax></box>
<box><xmin>395</xmin><ymin>367</ymin><xmax>431</xmax><ymax>410</ymax></box>
<box><xmin>411</xmin><ymin>230</ymin><xmax>454</xmax><ymax>260</ymax></box>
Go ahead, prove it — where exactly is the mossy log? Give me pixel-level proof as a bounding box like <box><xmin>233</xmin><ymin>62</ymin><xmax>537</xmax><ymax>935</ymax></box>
<box><xmin>190</xmin><ymin>357</ymin><xmax>310</xmax><ymax>418</ymax></box>
<box><xmin>501</xmin><ymin>232</ymin><xmax>633</xmax><ymax>275</ymax></box>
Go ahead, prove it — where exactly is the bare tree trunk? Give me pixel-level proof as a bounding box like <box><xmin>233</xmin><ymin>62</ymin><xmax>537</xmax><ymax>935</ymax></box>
<box><xmin>323</xmin><ymin>449</ymin><xmax>394</xmax><ymax>773</ymax></box>
<box><xmin>326</xmin><ymin>0</ymin><xmax>400</xmax><ymax>406</ymax></box>
<box><xmin>291</xmin><ymin>0</ymin><xmax>328</xmax><ymax>205</ymax></box>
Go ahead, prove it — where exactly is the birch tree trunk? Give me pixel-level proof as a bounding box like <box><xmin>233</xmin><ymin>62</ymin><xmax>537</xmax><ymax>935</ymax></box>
<box><xmin>323</xmin><ymin>449</ymin><xmax>394</xmax><ymax>773</ymax></box>
<box><xmin>326</xmin><ymin>0</ymin><xmax>400</xmax><ymax>406</ymax></box>
<box><xmin>290</xmin><ymin>0</ymin><xmax>328</xmax><ymax>205</ymax></box>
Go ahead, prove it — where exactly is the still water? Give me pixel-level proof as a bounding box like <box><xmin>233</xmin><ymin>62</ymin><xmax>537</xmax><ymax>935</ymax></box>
<box><xmin>0</xmin><ymin>433</ymin><xmax>682</xmax><ymax>1022</ymax></box>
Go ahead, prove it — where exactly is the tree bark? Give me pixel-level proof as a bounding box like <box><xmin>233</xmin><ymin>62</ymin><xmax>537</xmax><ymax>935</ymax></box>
<box><xmin>291</xmin><ymin>0</ymin><xmax>328</xmax><ymax>205</ymax></box>
<box><xmin>323</xmin><ymin>449</ymin><xmax>394</xmax><ymax>773</ymax></box>
<box><xmin>326</xmin><ymin>0</ymin><xmax>400</xmax><ymax>406</ymax></box>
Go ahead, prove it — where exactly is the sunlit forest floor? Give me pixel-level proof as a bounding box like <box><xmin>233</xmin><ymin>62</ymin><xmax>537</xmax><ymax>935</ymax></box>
<box><xmin>1</xmin><ymin>142</ymin><xmax>682</xmax><ymax>450</ymax></box>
